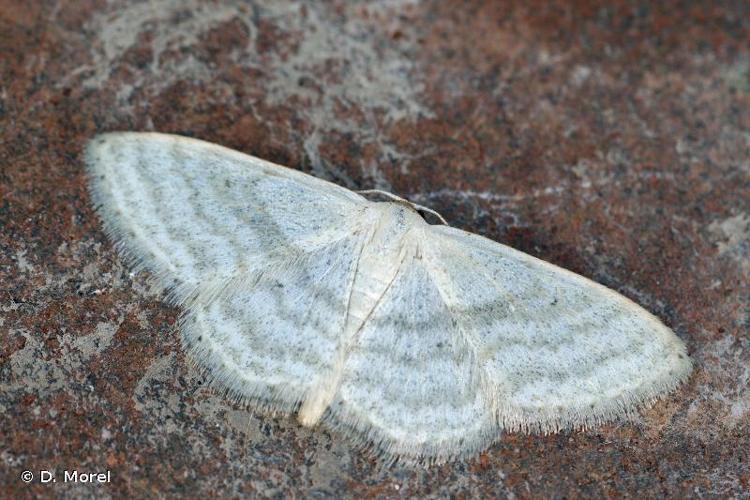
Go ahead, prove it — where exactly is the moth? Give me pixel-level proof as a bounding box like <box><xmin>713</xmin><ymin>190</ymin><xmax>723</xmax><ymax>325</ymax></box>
<box><xmin>85</xmin><ymin>132</ymin><xmax>691</xmax><ymax>463</ymax></box>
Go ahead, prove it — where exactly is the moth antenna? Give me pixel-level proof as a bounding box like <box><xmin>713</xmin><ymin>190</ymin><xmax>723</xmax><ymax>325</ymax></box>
<box><xmin>357</xmin><ymin>189</ymin><xmax>448</xmax><ymax>225</ymax></box>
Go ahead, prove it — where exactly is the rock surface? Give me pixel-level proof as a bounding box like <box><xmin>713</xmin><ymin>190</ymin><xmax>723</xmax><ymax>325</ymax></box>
<box><xmin>1</xmin><ymin>0</ymin><xmax>749</xmax><ymax>497</ymax></box>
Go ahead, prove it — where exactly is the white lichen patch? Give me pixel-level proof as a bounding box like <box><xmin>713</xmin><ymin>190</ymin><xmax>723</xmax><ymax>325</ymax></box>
<box><xmin>688</xmin><ymin>333</ymin><xmax>750</xmax><ymax>431</ymax></box>
<box><xmin>4</xmin><ymin>322</ymin><xmax>119</xmax><ymax>398</ymax></box>
<box><xmin>133</xmin><ymin>352</ymin><xmax>178</xmax><ymax>415</ymax></box>
<box><xmin>65</xmin><ymin>0</ymin><xmax>433</xmax><ymax>182</ymax></box>
<box><xmin>709</xmin><ymin>212</ymin><xmax>750</xmax><ymax>276</ymax></box>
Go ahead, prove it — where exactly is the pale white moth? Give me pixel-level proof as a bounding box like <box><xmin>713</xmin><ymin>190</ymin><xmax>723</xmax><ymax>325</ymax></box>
<box><xmin>85</xmin><ymin>132</ymin><xmax>692</xmax><ymax>463</ymax></box>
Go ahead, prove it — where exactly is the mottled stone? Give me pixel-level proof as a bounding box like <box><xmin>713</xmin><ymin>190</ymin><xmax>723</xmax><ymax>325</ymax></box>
<box><xmin>1</xmin><ymin>0</ymin><xmax>748</xmax><ymax>497</ymax></box>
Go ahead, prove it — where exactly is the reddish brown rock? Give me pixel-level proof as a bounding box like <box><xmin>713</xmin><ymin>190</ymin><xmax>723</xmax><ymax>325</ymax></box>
<box><xmin>1</xmin><ymin>0</ymin><xmax>748</xmax><ymax>497</ymax></box>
